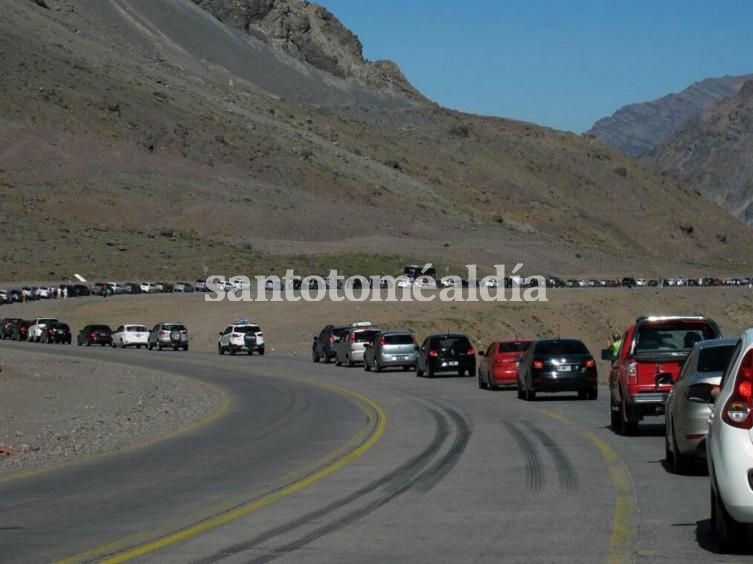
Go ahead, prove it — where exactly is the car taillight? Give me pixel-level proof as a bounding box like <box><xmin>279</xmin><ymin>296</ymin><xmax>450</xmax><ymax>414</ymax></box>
<box><xmin>626</xmin><ymin>360</ymin><xmax>637</xmax><ymax>384</ymax></box>
<box><xmin>379</xmin><ymin>337</ymin><xmax>386</xmax><ymax>346</ymax></box>
<box><xmin>160</xmin><ymin>330</ymin><xmax>168</xmax><ymax>336</ymax></box>
<box><xmin>328</xmin><ymin>335</ymin><xmax>335</xmax><ymax>344</ymax></box>
<box><xmin>429</xmin><ymin>350</ymin><xmax>438</xmax><ymax>357</ymax></box>
<box><xmin>90</xmin><ymin>332</ymin><xmax>96</xmax><ymax>337</ymax></box>
<box><xmin>584</xmin><ymin>359</ymin><xmax>595</xmax><ymax>368</ymax></box>
<box><xmin>467</xmin><ymin>347</ymin><xmax>476</xmax><ymax>355</ymax></box>
<box><xmin>232</xmin><ymin>333</ymin><xmax>241</xmax><ymax>338</ymax></box>
<box><xmin>351</xmin><ymin>332</ymin><xmax>357</xmax><ymax>342</ymax></box>
<box><xmin>723</xmin><ymin>349</ymin><xmax>753</xmax><ymax>429</ymax></box>
<box><xmin>257</xmin><ymin>332</ymin><xmax>263</xmax><ymax>338</ymax></box>
<box><xmin>533</xmin><ymin>360</ymin><xmax>544</xmax><ymax>369</ymax></box>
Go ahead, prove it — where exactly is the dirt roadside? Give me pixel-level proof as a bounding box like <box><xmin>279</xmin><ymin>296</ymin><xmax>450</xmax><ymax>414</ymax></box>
<box><xmin>0</xmin><ymin>350</ymin><xmax>222</xmax><ymax>477</ymax></box>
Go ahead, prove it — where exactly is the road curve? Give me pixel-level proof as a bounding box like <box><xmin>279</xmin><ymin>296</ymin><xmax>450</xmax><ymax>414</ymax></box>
<box><xmin>1</xmin><ymin>342</ymin><xmax>752</xmax><ymax>563</ymax></box>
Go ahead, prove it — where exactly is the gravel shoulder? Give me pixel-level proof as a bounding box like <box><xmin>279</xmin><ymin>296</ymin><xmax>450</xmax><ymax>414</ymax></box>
<box><xmin>0</xmin><ymin>350</ymin><xmax>222</xmax><ymax>477</ymax></box>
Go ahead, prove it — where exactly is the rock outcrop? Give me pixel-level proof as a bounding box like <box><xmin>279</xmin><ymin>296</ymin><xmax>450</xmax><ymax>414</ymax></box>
<box><xmin>192</xmin><ymin>0</ymin><xmax>424</xmax><ymax>99</ymax></box>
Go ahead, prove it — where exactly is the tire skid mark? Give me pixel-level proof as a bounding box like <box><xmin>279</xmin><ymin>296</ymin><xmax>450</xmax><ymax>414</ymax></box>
<box><xmin>190</xmin><ymin>408</ymin><xmax>450</xmax><ymax>564</ymax></box>
<box><xmin>503</xmin><ymin>421</ymin><xmax>544</xmax><ymax>492</ymax></box>
<box><xmin>244</xmin><ymin>403</ymin><xmax>473</xmax><ymax>563</ymax></box>
<box><xmin>413</xmin><ymin>406</ymin><xmax>472</xmax><ymax>494</ymax></box>
<box><xmin>521</xmin><ymin>421</ymin><xmax>578</xmax><ymax>491</ymax></box>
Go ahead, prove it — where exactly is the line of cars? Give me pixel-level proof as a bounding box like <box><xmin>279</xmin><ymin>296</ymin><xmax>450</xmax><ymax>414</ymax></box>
<box><xmin>313</xmin><ymin>314</ymin><xmax>753</xmax><ymax>551</ymax></box>
<box><xmin>0</xmin><ymin>318</ymin><xmax>189</xmax><ymax>351</ymax></box>
<box><xmin>600</xmin><ymin>314</ymin><xmax>753</xmax><ymax>552</ymax></box>
<box><xmin>312</xmin><ymin>322</ymin><xmax>599</xmax><ymax>398</ymax></box>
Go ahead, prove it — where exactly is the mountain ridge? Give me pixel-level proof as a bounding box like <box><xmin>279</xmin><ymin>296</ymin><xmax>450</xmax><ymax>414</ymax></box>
<box><xmin>588</xmin><ymin>73</ymin><xmax>753</xmax><ymax>157</ymax></box>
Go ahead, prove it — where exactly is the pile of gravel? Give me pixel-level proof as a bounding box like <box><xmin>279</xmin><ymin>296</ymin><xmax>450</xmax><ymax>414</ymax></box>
<box><xmin>0</xmin><ymin>350</ymin><xmax>222</xmax><ymax>476</ymax></box>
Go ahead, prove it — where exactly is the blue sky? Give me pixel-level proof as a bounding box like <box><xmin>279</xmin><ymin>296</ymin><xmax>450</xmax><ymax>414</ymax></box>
<box><xmin>321</xmin><ymin>0</ymin><xmax>753</xmax><ymax>132</ymax></box>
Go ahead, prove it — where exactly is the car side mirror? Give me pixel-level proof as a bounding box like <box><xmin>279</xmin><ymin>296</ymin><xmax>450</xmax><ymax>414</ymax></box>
<box><xmin>655</xmin><ymin>372</ymin><xmax>673</xmax><ymax>387</ymax></box>
<box><xmin>313</xmin><ymin>336</ymin><xmax>318</xmax><ymax>341</ymax></box>
<box><xmin>601</xmin><ymin>348</ymin><xmax>615</xmax><ymax>361</ymax></box>
<box><xmin>686</xmin><ymin>383</ymin><xmax>715</xmax><ymax>404</ymax></box>
<box><xmin>218</xmin><ymin>332</ymin><xmax>223</xmax><ymax>336</ymax></box>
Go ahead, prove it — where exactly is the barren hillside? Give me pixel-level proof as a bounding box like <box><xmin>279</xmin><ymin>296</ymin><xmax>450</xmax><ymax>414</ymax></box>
<box><xmin>1</xmin><ymin>0</ymin><xmax>752</xmax><ymax>281</ymax></box>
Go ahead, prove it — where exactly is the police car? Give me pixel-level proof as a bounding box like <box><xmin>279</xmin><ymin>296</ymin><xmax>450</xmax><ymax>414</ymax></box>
<box><xmin>218</xmin><ymin>319</ymin><xmax>265</xmax><ymax>356</ymax></box>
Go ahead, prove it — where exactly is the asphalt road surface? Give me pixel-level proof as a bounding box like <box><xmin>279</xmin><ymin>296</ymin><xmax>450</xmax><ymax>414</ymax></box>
<box><xmin>1</xmin><ymin>342</ymin><xmax>751</xmax><ymax>563</ymax></box>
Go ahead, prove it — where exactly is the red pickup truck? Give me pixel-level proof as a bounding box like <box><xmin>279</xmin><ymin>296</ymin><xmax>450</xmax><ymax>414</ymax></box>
<box><xmin>605</xmin><ymin>315</ymin><xmax>722</xmax><ymax>435</ymax></box>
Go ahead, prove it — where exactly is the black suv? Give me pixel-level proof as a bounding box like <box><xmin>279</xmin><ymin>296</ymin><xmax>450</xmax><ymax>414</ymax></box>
<box><xmin>77</xmin><ymin>324</ymin><xmax>113</xmax><ymax>346</ymax></box>
<box><xmin>417</xmin><ymin>333</ymin><xmax>476</xmax><ymax>378</ymax></box>
<box><xmin>312</xmin><ymin>324</ymin><xmax>351</xmax><ymax>363</ymax></box>
<box><xmin>42</xmin><ymin>322</ymin><xmax>72</xmax><ymax>344</ymax></box>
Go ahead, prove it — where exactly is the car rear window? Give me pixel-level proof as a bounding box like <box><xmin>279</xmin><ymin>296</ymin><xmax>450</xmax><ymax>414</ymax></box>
<box><xmin>127</xmin><ymin>326</ymin><xmax>148</xmax><ymax>332</ymax></box>
<box><xmin>164</xmin><ymin>324</ymin><xmax>186</xmax><ymax>331</ymax></box>
<box><xmin>333</xmin><ymin>327</ymin><xmax>350</xmax><ymax>338</ymax></box>
<box><xmin>636</xmin><ymin>326</ymin><xmax>718</xmax><ymax>352</ymax></box>
<box><xmin>353</xmin><ymin>330</ymin><xmax>379</xmax><ymax>342</ymax></box>
<box><xmin>432</xmin><ymin>336</ymin><xmax>471</xmax><ymax>349</ymax></box>
<box><xmin>236</xmin><ymin>326</ymin><xmax>261</xmax><ymax>333</ymax></box>
<box><xmin>385</xmin><ymin>333</ymin><xmax>414</xmax><ymax>344</ymax></box>
<box><xmin>499</xmin><ymin>342</ymin><xmax>531</xmax><ymax>353</ymax></box>
<box><xmin>534</xmin><ymin>340</ymin><xmax>589</xmax><ymax>355</ymax></box>
<box><xmin>90</xmin><ymin>325</ymin><xmax>110</xmax><ymax>331</ymax></box>
<box><xmin>698</xmin><ymin>345</ymin><xmax>736</xmax><ymax>373</ymax></box>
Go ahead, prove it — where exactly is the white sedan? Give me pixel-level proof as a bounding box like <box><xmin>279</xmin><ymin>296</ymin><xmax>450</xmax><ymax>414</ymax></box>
<box><xmin>707</xmin><ymin>328</ymin><xmax>753</xmax><ymax>551</ymax></box>
<box><xmin>112</xmin><ymin>324</ymin><xmax>150</xmax><ymax>348</ymax></box>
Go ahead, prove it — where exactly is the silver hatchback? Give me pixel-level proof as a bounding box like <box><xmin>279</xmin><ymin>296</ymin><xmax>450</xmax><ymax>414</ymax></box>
<box><xmin>665</xmin><ymin>337</ymin><xmax>737</xmax><ymax>473</ymax></box>
<box><xmin>363</xmin><ymin>330</ymin><xmax>418</xmax><ymax>372</ymax></box>
<box><xmin>335</xmin><ymin>326</ymin><xmax>380</xmax><ymax>367</ymax></box>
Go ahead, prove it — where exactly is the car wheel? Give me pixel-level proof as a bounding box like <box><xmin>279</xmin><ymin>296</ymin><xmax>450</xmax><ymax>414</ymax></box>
<box><xmin>312</xmin><ymin>349</ymin><xmax>320</xmax><ymax>363</ymax></box>
<box><xmin>517</xmin><ymin>385</ymin><xmax>524</xmax><ymax>399</ymax></box>
<box><xmin>468</xmin><ymin>367</ymin><xmax>476</xmax><ymax>378</ymax></box>
<box><xmin>478</xmin><ymin>374</ymin><xmax>485</xmax><ymax>389</ymax></box>
<box><xmin>587</xmin><ymin>388</ymin><xmax>598</xmax><ymax>400</ymax></box>
<box><xmin>578</xmin><ymin>390</ymin><xmax>588</xmax><ymax>400</ymax></box>
<box><xmin>610</xmin><ymin>401</ymin><xmax>620</xmax><ymax>431</ymax></box>
<box><xmin>335</xmin><ymin>357</ymin><xmax>342</xmax><ymax>367</ymax></box>
<box><xmin>230</xmin><ymin>347</ymin><xmax>236</xmax><ymax>356</ymax></box>
<box><xmin>218</xmin><ymin>344</ymin><xmax>224</xmax><ymax>355</ymax></box>
<box><xmin>713</xmin><ymin>486</ymin><xmax>746</xmax><ymax>553</ymax></box>
<box><xmin>183</xmin><ymin>345</ymin><xmax>189</xmax><ymax>351</ymax></box>
<box><xmin>426</xmin><ymin>366</ymin><xmax>435</xmax><ymax>378</ymax></box>
<box><xmin>258</xmin><ymin>348</ymin><xmax>265</xmax><ymax>356</ymax></box>
<box><xmin>671</xmin><ymin>425</ymin><xmax>692</xmax><ymax>474</ymax></box>
<box><xmin>364</xmin><ymin>358</ymin><xmax>371</xmax><ymax>372</ymax></box>
<box><xmin>375</xmin><ymin>361</ymin><xmax>382</xmax><ymax>373</ymax></box>
<box><xmin>526</xmin><ymin>388</ymin><xmax>537</xmax><ymax>401</ymax></box>
<box><xmin>416</xmin><ymin>364</ymin><xmax>423</xmax><ymax>377</ymax></box>
<box><xmin>619</xmin><ymin>398</ymin><xmax>637</xmax><ymax>436</ymax></box>
<box><xmin>323</xmin><ymin>355</ymin><xmax>331</xmax><ymax>364</ymax></box>
<box><xmin>248</xmin><ymin>349</ymin><xmax>253</xmax><ymax>355</ymax></box>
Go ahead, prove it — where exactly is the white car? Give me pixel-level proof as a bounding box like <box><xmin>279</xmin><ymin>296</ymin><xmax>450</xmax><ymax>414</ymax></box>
<box><xmin>707</xmin><ymin>329</ymin><xmax>753</xmax><ymax>551</ymax></box>
<box><xmin>140</xmin><ymin>282</ymin><xmax>158</xmax><ymax>294</ymax></box>
<box><xmin>218</xmin><ymin>319</ymin><xmax>265</xmax><ymax>355</ymax></box>
<box><xmin>28</xmin><ymin>318</ymin><xmax>59</xmax><ymax>342</ymax></box>
<box><xmin>112</xmin><ymin>324</ymin><xmax>150</xmax><ymax>348</ymax></box>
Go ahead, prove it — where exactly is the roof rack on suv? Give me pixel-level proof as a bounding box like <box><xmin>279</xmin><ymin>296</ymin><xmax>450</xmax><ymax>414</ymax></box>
<box><xmin>233</xmin><ymin>319</ymin><xmax>256</xmax><ymax>325</ymax></box>
<box><xmin>350</xmin><ymin>321</ymin><xmax>373</xmax><ymax>327</ymax></box>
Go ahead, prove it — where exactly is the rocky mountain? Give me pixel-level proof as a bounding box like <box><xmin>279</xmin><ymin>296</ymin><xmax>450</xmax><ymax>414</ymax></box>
<box><xmin>651</xmin><ymin>80</ymin><xmax>753</xmax><ymax>223</ymax></box>
<box><xmin>1</xmin><ymin>0</ymin><xmax>753</xmax><ymax>281</ymax></box>
<box><xmin>191</xmin><ymin>0</ymin><xmax>424</xmax><ymax>100</ymax></box>
<box><xmin>588</xmin><ymin>74</ymin><xmax>753</xmax><ymax>157</ymax></box>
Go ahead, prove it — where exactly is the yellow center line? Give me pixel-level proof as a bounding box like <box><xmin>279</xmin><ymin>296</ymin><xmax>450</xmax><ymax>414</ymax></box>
<box><xmin>56</xmin><ymin>378</ymin><xmax>387</xmax><ymax>564</ymax></box>
<box><xmin>544</xmin><ymin>411</ymin><xmax>636</xmax><ymax>564</ymax></box>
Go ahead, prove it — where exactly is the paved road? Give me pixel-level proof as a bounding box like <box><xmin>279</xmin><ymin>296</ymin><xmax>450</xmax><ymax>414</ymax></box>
<box><xmin>1</xmin><ymin>342</ymin><xmax>751</xmax><ymax>563</ymax></box>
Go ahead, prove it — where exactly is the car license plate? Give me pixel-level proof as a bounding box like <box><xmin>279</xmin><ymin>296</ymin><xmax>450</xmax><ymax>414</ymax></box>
<box><xmin>446</xmin><ymin>361</ymin><xmax>458</xmax><ymax>367</ymax></box>
<box><xmin>559</xmin><ymin>365</ymin><xmax>572</xmax><ymax>372</ymax></box>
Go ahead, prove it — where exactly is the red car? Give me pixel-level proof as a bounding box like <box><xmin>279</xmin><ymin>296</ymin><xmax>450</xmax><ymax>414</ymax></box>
<box><xmin>478</xmin><ymin>340</ymin><xmax>533</xmax><ymax>390</ymax></box>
